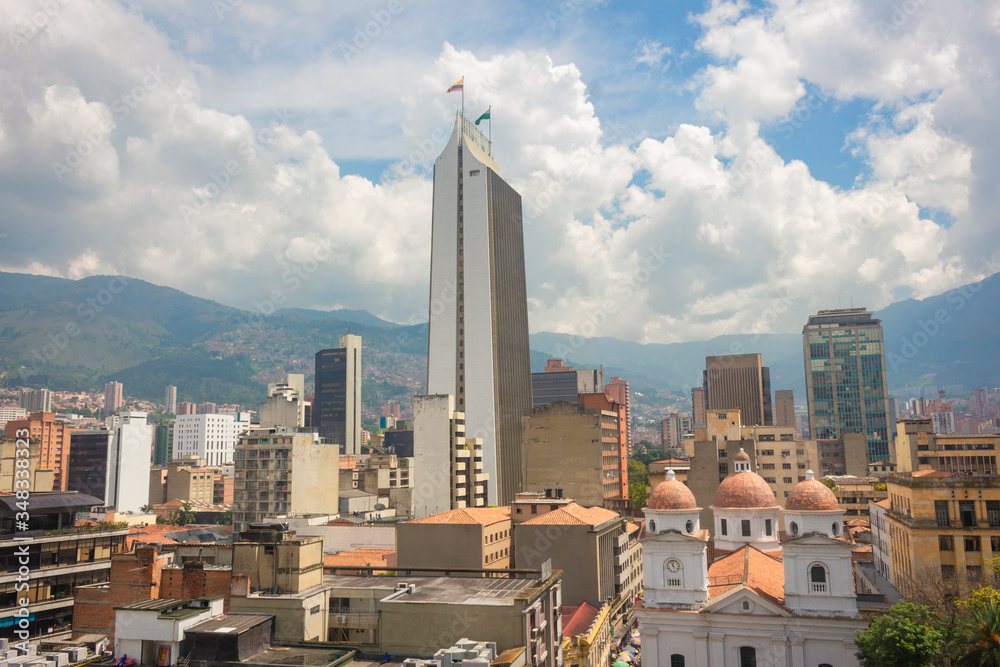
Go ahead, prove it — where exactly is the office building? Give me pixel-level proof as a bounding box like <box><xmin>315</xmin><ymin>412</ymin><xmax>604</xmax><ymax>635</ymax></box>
<box><xmin>18</xmin><ymin>388</ymin><xmax>52</xmax><ymax>413</ymax></box>
<box><xmin>149</xmin><ymin>461</ymin><xmax>218</xmax><ymax>505</ymax></box>
<box><xmin>153</xmin><ymin>421</ymin><xmax>173</xmax><ymax>466</ymax></box>
<box><xmin>975</xmin><ymin>387</ymin><xmax>990</xmax><ymax>416</ymax></box>
<box><xmin>803</xmin><ymin>307</ymin><xmax>891</xmax><ymax>460</ymax></box>
<box><xmin>164</xmin><ymin>384</ymin><xmax>177</xmax><ymax>414</ymax></box>
<box><xmin>521</xmin><ymin>402</ymin><xmax>628</xmax><ymax>508</ymax></box>
<box><xmin>703</xmin><ymin>354</ymin><xmax>772</xmax><ymax>426</ymax></box>
<box><xmin>0</xmin><ymin>406</ymin><xmax>27</xmax><ymax>429</ymax></box>
<box><xmin>578</xmin><ymin>391</ymin><xmax>629</xmax><ymax>501</ymax></box>
<box><xmin>173</xmin><ymin>412</ymin><xmax>251</xmax><ymax>466</ymax></box>
<box><xmin>661</xmin><ymin>412</ymin><xmax>691</xmax><ymax>451</ymax></box>
<box><xmin>231</xmin><ymin>427</ymin><xmax>341</xmax><ymax>532</ymax></box>
<box><xmin>196</xmin><ymin>401</ymin><xmax>218</xmax><ymax>414</ymax></box>
<box><xmin>691</xmin><ymin>387</ymin><xmax>707</xmax><ymax>429</ymax></box>
<box><xmin>531</xmin><ymin>359</ymin><xmax>603</xmax><ymax>409</ymax></box>
<box><xmin>67</xmin><ymin>412</ymin><xmax>152</xmax><ymax>513</ymax></box>
<box><xmin>604</xmin><ymin>377</ymin><xmax>632</xmax><ymax>448</ymax></box>
<box><xmin>5</xmin><ymin>411</ymin><xmax>77</xmax><ymax>491</ymax></box>
<box><xmin>425</xmin><ymin>112</ymin><xmax>532</xmax><ymax>506</ymax></box>
<box><xmin>104</xmin><ymin>381</ymin><xmax>124</xmax><ymax>416</ymax></box>
<box><xmin>894</xmin><ymin>418</ymin><xmax>1000</xmax><ymax>474</ymax></box>
<box><xmin>412</xmin><ymin>394</ymin><xmax>489</xmax><ymax>518</ymax></box>
<box><xmin>314</xmin><ymin>334</ymin><xmax>362</xmax><ymax>454</ymax></box>
<box><xmin>774</xmin><ymin>389</ymin><xmax>795</xmax><ymax>428</ymax></box>
<box><xmin>259</xmin><ymin>372</ymin><xmax>307</xmax><ymax>428</ymax></box>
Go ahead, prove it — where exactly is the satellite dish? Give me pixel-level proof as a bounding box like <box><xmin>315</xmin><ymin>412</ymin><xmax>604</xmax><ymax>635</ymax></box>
<box><xmin>374</xmin><ymin>503</ymin><xmax>386</xmax><ymax>510</ymax></box>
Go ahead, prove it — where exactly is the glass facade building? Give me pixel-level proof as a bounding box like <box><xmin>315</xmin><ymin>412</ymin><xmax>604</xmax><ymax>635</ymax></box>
<box><xmin>803</xmin><ymin>308</ymin><xmax>891</xmax><ymax>460</ymax></box>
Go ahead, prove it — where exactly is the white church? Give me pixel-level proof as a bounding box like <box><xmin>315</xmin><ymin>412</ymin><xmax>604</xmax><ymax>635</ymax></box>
<box><xmin>636</xmin><ymin>450</ymin><xmax>867</xmax><ymax>666</ymax></box>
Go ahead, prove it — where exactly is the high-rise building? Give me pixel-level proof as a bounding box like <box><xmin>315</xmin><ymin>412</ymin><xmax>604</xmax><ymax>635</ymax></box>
<box><xmin>164</xmin><ymin>385</ymin><xmax>177</xmax><ymax>414</ymax></box>
<box><xmin>661</xmin><ymin>412</ymin><xmax>691</xmax><ymax>451</ymax></box>
<box><xmin>196</xmin><ymin>401</ymin><xmax>218</xmax><ymax>415</ymax></box>
<box><xmin>104</xmin><ymin>381</ymin><xmax>124</xmax><ymax>416</ymax></box>
<box><xmin>314</xmin><ymin>334</ymin><xmax>362</xmax><ymax>454</ymax></box>
<box><xmin>604</xmin><ymin>377</ymin><xmax>631</xmax><ymax>449</ymax></box>
<box><xmin>0</xmin><ymin>406</ymin><xmax>27</xmax><ymax>430</ymax></box>
<box><xmin>173</xmin><ymin>412</ymin><xmax>251</xmax><ymax>466</ymax></box>
<box><xmin>259</xmin><ymin>373</ymin><xmax>306</xmax><ymax>428</ymax></box>
<box><xmin>66</xmin><ymin>412</ymin><xmax>152</xmax><ymax>513</ymax></box>
<box><xmin>5</xmin><ymin>412</ymin><xmax>78</xmax><ymax>490</ymax></box>
<box><xmin>974</xmin><ymin>387</ymin><xmax>990</xmax><ymax>416</ymax></box>
<box><xmin>774</xmin><ymin>389</ymin><xmax>795</xmax><ymax>428</ymax></box>
<box><xmin>703</xmin><ymin>354</ymin><xmax>772</xmax><ymax>426</ymax></box>
<box><xmin>425</xmin><ymin>112</ymin><xmax>531</xmax><ymax>506</ymax></box>
<box><xmin>176</xmin><ymin>401</ymin><xmax>196</xmax><ymax>415</ymax></box>
<box><xmin>152</xmin><ymin>422</ymin><xmax>173</xmax><ymax>466</ymax></box>
<box><xmin>690</xmin><ymin>386</ymin><xmax>706</xmax><ymax>428</ymax></box>
<box><xmin>412</xmin><ymin>394</ymin><xmax>489</xmax><ymax>518</ymax></box>
<box><xmin>803</xmin><ymin>308</ymin><xmax>891</xmax><ymax>460</ymax></box>
<box><xmin>531</xmin><ymin>359</ymin><xmax>604</xmax><ymax>409</ymax></box>
<box><xmin>18</xmin><ymin>388</ymin><xmax>52</xmax><ymax>413</ymax></box>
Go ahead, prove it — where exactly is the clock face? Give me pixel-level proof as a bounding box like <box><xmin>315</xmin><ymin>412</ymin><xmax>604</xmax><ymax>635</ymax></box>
<box><xmin>666</xmin><ymin>559</ymin><xmax>681</xmax><ymax>573</ymax></box>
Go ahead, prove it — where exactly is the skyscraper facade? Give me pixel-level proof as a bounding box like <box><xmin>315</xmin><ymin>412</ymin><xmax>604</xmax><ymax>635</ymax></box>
<box><xmin>803</xmin><ymin>308</ymin><xmax>891</xmax><ymax>460</ymax></box>
<box><xmin>604</xmin><ymin>377</ymin><xmax>631</xmax><ymax>448</ymax></box>
<box><xmin>164</xmin><ymin>385</ymin><xmax>177</xmax><ymax>414</ymax></box>
<box><xmin>104</xmin><ymin>381</ymin><xmax>124</xmax><ymax>416</ymax></box>
<box><xmin>314</xmin><ymin>334</ymin><xmax>362</xmax><ymax>454</ymax></box>
<box><xmin>426</xmin><ymin>112</ymin><xmax>531</xmax><ymax>506</ymax></box>
<box><xmin>703</xmin><ymin>354</ymin><xmax>773</xmax><ymax>426</ymax></box>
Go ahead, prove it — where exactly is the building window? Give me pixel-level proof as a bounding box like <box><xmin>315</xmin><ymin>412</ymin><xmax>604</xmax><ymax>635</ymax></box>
<box><xmin>783</xmin><ymin>477</ymin><xmax>793</xmax><ymax>484</ymax></box>
<box><xmin>965</xmin><ymin>536</ymin><xmax>981</xmax><ymax>552</ymax></box>
<box><xmin>960</xmin><ymin>501</ymin><xmax>977</xmax><ymax>528</ymax></box>
<box><xmin>782</xmin><ymin>463</ymin><xmax>791</xmax><ymax>470</ymax></box>
<box><xmin>939</xmin><ymin>536</ymin><xmax>954</xmax><ymax>551</ymax></box>
<box><xmin>765</xmin><ymin>519</ymin><xmax>772</xmax><ymax>536</ymax></box>
<box><xmin>810</xmin><ymin>564</ymin><xmax>828</xmax><ymax>593</ymax></box>
<box><xmin>942</xmin><ymin>564</ymin><xmax>956</xmax><ymax>580</ymax></box>
<box><xmin>988</xmin><ymin>501</ymin><xmax>1000</xmax><ymax>527</ymax></box>
<box><xmin>739</xmin><ymin>647</ymin><xmax>757</xmax><ymax>667</ymax></box>
<box><xmin>789</xmin><ymin>521</ymin><xmax>798</xmax><ymax>536</ymax></box>
<box><xmin>670</xmin><ymin>656</ymin><xmax>685</xmax><ymax>667</ymax></box>
<box><xmin>741</xmin><ymin>519</ymin><xmax>751</xmax><ymax>537</ymax></box>
<box><xmin>720</xmin><ymin>519</ymin><xmax>728</xmax><ymax>536</ymax></box>
<box><xmin>685</xmin><ymin>520</ymin><xmax>694</xmax><ymax>534</ymax></box>
<box><xmin>935</xmin><ymin>501</ymin><xmax>949</xmax><ymax>527</ymax></box>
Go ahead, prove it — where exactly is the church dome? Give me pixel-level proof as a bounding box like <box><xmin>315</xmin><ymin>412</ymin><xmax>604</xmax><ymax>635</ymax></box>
<box><xmin>785</xmin><ymin>470</ymin><xmax>840</xmax><ymax>511</ymax></box>
<box><xmin>648</xmin><ymin>470</ymin><xmax>697</xmax><ymax>511</ymax></box>
<box><xmin>713</xmin><ymin>470</ymin><xmax>777</xmax><ymax>509</ymax></box>
<box><xmin>734</xmin><ymin>449</ymin><xmax>751</xmax><ymax>462</ymax></box>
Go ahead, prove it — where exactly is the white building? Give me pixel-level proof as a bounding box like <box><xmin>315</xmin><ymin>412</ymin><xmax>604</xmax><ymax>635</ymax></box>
<box><xmin>638</xmin><ymin>467</ymin><xmax>866</xmax><ymax>666</ymax></box>
<box><xmin>173</xmin><ymin>412</ymin><xmax>251</xmax><ymax>466</ymax></box>
<box><xmin>105</xmin><ymin>411</ymin><xmax>153</xmax><ymax>513</ymax></box>
<box><xmin>164</xmin><ymin>385</ymin><xmax>177</xmax><ymax>414</ymax></box>
<box><xmin>0</xmin><ymin>405</ymin><xmax>27</xmax><ymax>429</ymax></box>
<box><xmin>259</xmin><ymin>373</ymin><xmax>306</xmax><ymax>428</ymax></box>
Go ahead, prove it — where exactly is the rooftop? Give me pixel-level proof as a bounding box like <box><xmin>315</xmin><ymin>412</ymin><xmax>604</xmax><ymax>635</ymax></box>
<box><xmin>562</xmin><ymin>601</ymin><xmax>603</xmax><ymax>638</ymax></box>
<box><xmin>324</xmin><ymin>572</ymin><xmax>555</xmax><ymax>606</ymax></box>
<box><xmin>707</xmin><ymin>545</ymin><xmax>785</xmax><ymax>606</ymax></box>
<box><xmin>408</xmin><ymin>506</ymin><xmax>511</xmax><ymax>526</ymax></box>
<box><xmin>186</xmin><ymin>613</ymin><xmax>272</xmax><ymax>634</ymax></box>
<box><xmin>520</xmin><ymin>503</ymin><xmax>619</xmax><ymax>527</ymax></box>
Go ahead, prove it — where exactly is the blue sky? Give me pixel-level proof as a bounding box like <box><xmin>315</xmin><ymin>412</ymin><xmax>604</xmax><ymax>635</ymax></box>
<box><xmin>0</xmin><ymin>0</ymin><xmax>997</xmax><ymax>343</ymax></box>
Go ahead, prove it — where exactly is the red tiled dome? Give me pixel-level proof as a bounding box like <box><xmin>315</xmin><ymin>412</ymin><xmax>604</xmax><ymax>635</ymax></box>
<box><xmin>734</xmin><ymin>449</ymin><xmax>751</xmax><ymax>462</ymax></box>
<box><xmin>648</xmin><ymin>475</ymin><xmax>697</xmax><ymax>511</ymax></box>
<box><xmin>713</xmin><ymin>471</ymin><xmax>777</xmax><ymax>508</ymax></box>
<box><xmin>786</xmin><ymin>476</ymin><xmax>840</xmax><ymax>512</ymax></box>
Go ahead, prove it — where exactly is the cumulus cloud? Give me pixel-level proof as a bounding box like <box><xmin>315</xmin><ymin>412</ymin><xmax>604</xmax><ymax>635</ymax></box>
<box><xmin>0</xmin><ymin>0</ymin><xmax>996</xmax><ymax>346</ymax></box>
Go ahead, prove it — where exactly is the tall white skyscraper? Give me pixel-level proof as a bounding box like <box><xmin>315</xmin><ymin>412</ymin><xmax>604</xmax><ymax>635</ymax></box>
<box><xmin>164</xmin><ymin>385</ymin><xmax>177</xmax><ymax>414</ymax></box>
<box><xmin>425</xmin><ymin>112</ymin><xmax>531</xmax><ymax>505</ymax></box>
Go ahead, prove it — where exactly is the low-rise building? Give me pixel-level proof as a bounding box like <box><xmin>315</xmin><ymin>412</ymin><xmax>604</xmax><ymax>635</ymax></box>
<box><xmin>397</xmin><ymin>507</ymin><xmax>512</xmax><ymax>571</ymax></box>
<box><xmin>561</xmin><ymin>601</ymin><xmax>612</xmax><ymax>667</ymax></box>
<box><xmin>895</xmin><ymin>418</ymin><xmax>1000</xmax><ymax>474</ymax></box>
<box><xmin>827</xmin><ymin>475</ymin><xmax>888</xmax><ymax>518</ymax></box>
<box><xmin>0</xmin><ymin>436</ymin><xmax>54</xmax><ymax>492</ymax></box>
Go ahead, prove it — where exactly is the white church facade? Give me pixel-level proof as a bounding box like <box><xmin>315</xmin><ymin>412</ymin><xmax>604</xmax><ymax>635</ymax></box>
<box><xmin>637</xmin><ymin>452</ymin><xmax>867</xmax><ymax>666</ymax></box>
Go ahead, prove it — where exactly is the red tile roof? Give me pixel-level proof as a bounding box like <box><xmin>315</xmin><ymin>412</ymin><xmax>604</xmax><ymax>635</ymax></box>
<box><xmin>323</xmin><ymin>548</ymin><xmax>395</xmax><ymax>569</ymax></box>
<box><xmin>785</xmin><ymin>479</ymin><xmax>840</xmax><ymax>511</ymax></box>
<box><xmin>562</xmin><ymin>601</ymin><xmax>603</xmax><ymax>638</ymax></box>
<box><xmin>408</xmin><ymin>506</ymin><xmax>511</xmax><ymax>526</ymax></box>
<box><xmin>648</xmin><ymin>478</ymin><xmax>698</xmax><ymax>511</ymax></box>
<box><xmin>521</xmin><ymin>503</ymin><xmax>620</xmax><ymax>527</ymax></box>
<box><xmin>714</xmin><ymin>472</ymin><xmax>778</xmax><ymax>509</ymax></box>
<box><xmin>707</xmin><ymin>545</ymin><xmax>785</xmax><ymax>607</ymax></box>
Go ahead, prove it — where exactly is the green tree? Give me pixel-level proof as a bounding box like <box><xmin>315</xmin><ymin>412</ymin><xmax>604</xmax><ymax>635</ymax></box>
<box><xmin>175</xmin><ymin>502</ymin><xmax>195</xmax><ymax>526</ymax></box>
<box><xmin>629</xmin><ymin>480</ymin><xmax>649</xmax><ymax>509</ymax></box>
<box><xmin>628</xmin><ymin>459</ymin><xmax>649</xmax><ymax>488</ymax></box>
<box><xmin>855</xmin><ymin>602</ymin><xmax>944</xmax><ymax>667</ymax></box>
<box><xmin>218</xmin><ymin>509</ymin><xmax>233</xmax><ymax>526</ymax></box>
<box><xmin>959</xmin><ymin>597</ymin><xmax>1000</xmax><ymax>666</ymax></box>
<box><xmin>140</xmin><ymin>504</ymin><xmax>153</xmax><ymax>513</ymax></box>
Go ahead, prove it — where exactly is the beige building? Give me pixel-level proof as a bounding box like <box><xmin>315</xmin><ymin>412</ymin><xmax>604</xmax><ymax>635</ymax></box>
<box><xmin>816</xmin><ymin>432</ymin><xmax>870</xmax><ymax>478</ymax></box>
<box><xmin>510</xmin><ymin>491</ymin><xmax>576</xmax><ymax>525</ymax></box>
<box><xmin>561</xmin><ymin>601</ymin><xmax>612</xmax><ymax>667</ymax></box>
<box><xmin>396</xmin><ymin>506</ymin><xmax>512</xmax><ymax>571</ymax></box>
<box><xmin>230</xmin><ymin>525</ymin><xmax>331</xmax><ymax>642</ymax></box>
<box><xmin>774</xmin><ymin>389</ymin><xmax>795</xmax><ymax>428</ymax></box>
<box><xmin>895</xmin><ymin>418</ymin><xmax>1000</xmax><ymax>474</ymax></box>
<box><xmin>827</xmin><ymin>475</ymin><xmax>888</xmax><ymax>518</ymax></box>
<box><xmin>0</xmin><ymin>437</ymin><xmax>54</xmax><ymax>492</ymax></box>
<box><xmin>232</xmin><ymin>427</ymin><xmax>341</xmax><ymax>532</ymax></box>
<box><xmin>515</xmin><ymin>502</ymin><xmax>642</xmax><ymax>632</ymax></box>
<box><xmin>703</xmin><ymin>354</ymin><xmax>772</xmax><ymax>426</ymax></box>
<box><xmin>521</xmin><ymin>401</ymin><xmax>626</xmax><ymax>508</ymax></box>
<box><xmin>884</xmin><ymin>471</ymin><xmax>1000</xmax><ymax>597</ymax></box>
<box><xmin>149</xmin><ymin>461</ymin><xmax>217</xmax><ymax>505</ymax></box>
<box><xmin>648</xmin><ymin>458</ymin><xmax>690</xmax><ymax>489</ymax></box>
<box><xmin>687</xmin><ymin>410</ymin><xmax>819</xmax><ymax>529</ymax></box>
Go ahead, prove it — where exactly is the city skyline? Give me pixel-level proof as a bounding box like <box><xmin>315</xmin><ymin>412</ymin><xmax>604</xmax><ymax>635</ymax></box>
<box><xmin>0</xmin><ymin>1</ymin><xmax>997</xmax><ymax>346</ymax></box>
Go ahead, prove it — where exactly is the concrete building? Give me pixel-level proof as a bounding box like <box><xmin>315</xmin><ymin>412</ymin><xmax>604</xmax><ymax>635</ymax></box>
<box><xmin>0</xmin><ymin>436</ymin><xmax>54</xmax><ymax>492</ymax></box>
<box><xmin>803</xmin><ymin>307</ymin><xmax>892</xmax><ymax>461</ymax></box>
<box><xmin>397</xmin><ymin>506</ymin><xmax>512</xmax><ymax>571</ymax></box>
<box><xmin>232</xmin><ymin>428</ymin><xmax>341</xmax><ymax>532</ymax></box>
<box><xmin>661</xmin><ymin>412</ymin><xmax>691</xmax><ymax>451</ymax></box>
<box><xmin>0</xmin><ymin>406</ymin><xmax>27</xmax><ymax>429</ymax></box>
<box><xmin>561</xmin><ymin>601</ymin><xmax>612</xmax><ymax>667</ymax></box>
<box><xmin>153</xmin><ymin>421</ymin><xmax>173</xmax><ymax>466</ymax></box>
<box><xmin>648</xmin><ymin>458</ymin><xmax>690</xmax><ymax>489</ymax></box>
<box><xmin>149</xmin><ymin>461</ymin><xmax>218</xmax><ymax>505</ymax></box>
<box><xmin>774</xmin><ymin>389</ymin><xmax>795</xmax><ymax>428</ymax></box>
<box><xmin>827</xmin><ymin>475</ymin><xmax>888</xmax><ymax>519</ymax></box>
<box><xmin>412</xmin><ymin>394</ymin><xmax>488</xmax><ymax>518</ymax></box>
<box><xmin>691</xmin><ymin>387</ymin><xmax>707</xmax><ymax>429</ymax></box>
<box><xmin>177</xmin><ymin>401</ymin><xmax>196</xmax><ymax>415</ymax></box>
<box><xmin>230</xmin><ymin>526</ymin><xmax>331</xmax><ymax>642</ymax></box>
<box><xmin>425</xmin><ymin>112</ymin><xmax>532</xmax><ymax>506</ymax></box>
<box><xmin>324</xmin><ymin>570</ymin><xmax>562</xmax><ymax>664</ymax></box>
<box><xmin>112</xmin><ymin>597</ymin><xmax>227</xmax><ymax>663</ymax></box>
<box><xmin>531</xmin><ymin>360</ymin><xmax>603</xmax><ymax>409</ymax></box>
<box><xmin>604</xmin><ymin>377</ymin><xmax>632</xmax><ymax>449</ymax></box>
<box><xmin>173</xmin><ymin>412</ymin><xmax>251</xmax><ymax>467</ymax></box>
<box><xmin>105</xmin><ymin>412</ymin><xmax>153</xmax><ymax>513</ymax></box>
<box><xmin>315</xmin><ymin>335</ymin><xmax>362</xmax><ymax>454</ymax></box>
<box><xmin>703</xmin><ymin>354</ymin><xmax>773</xmax><ymax>426</ymax></box>
<box><xmin>104</xmin><ymin>381</ymin><xmax>124</xmax><ymax>417</ymax></box>
<box><xmin>18</xmin><ymin>388</ymin><xmax>52</xmax><ymax>413</ymax></box>
<box><xmin>521</xmin><ymin>402</ymin><xmax>627</xmax><ymax>508</ymax></box>
<box><xmin>515</xmin><ymin>502</ymin><xmax>641</xmax><ymax>631</ymax></box>
<box><xmin>816</xmin><ymin>432</ymin><xmax>870</xmax><ymax>478</ymax></box>
<box><xmin>0</xmin><ymin>491</ymin><xmax>127</xmax><ymax>640</ymax></box>
<box><xmin>259</xmin><ymin>373</ymin><xmax>306</xmax><ymax>429</ymax></box>
<box><xmin>884</xmin><ymin>471</ymin><xmax>1000</xmax><ymax>597</ymax></box>
<box><xmin>164</xmin><ymin>385</ymin><xmax>177</xmax><ymax>414</ymax></box>
<box><xmin>869</xmin><ymin>498</ymin><xmax>892</xmax><ymax>586</ymax></box>
<box><xmin>894</xmin><ymin>417</ymin><xmax>1000</xmax><ymax>474</ymax></box>
<box><xmin>638</xmin><ymin>468</ymin><xmax>864</xmax><ymax>666</ymax></box>
<box><xmin>577</xmin><ymin>392</ymin><xmax>629</xmax><ymax>501</ymax></box>
<box><xmin>5</xmin><ymin>411</ymin><xmax>78</xmax><ymax>490</ymax></box>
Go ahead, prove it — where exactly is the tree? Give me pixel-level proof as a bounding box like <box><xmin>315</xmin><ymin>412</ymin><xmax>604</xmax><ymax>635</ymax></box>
<box><xmin>959</xmin><ymin>596</ymin><xmax>1000</xmax><ymax>666</ymax></box>
<box><xmin>218</xmin><ymin>509</ymin><xmax>233</xmax><ymax>526</ymax></box>
<box><xmin>140</xmin><ymin>504</ymin><xmax>153</xmax><ymax>513</ymax></box>
<box><xmin>628</xmin><ymin>459</ymin><xmax>649</xmax><ymax>488</ymax></box>
<box><xmin>855</xmin><ymin>602</ymin><xmax>944</xmax><ymax>667</ymax></box>
<box><xmin>629</xmin><ymin>480</ymin><xmax>649</xmax><ymax>509</ymax></box>
<box><xmin>820</xmin><ymin>477</ymin><xmax>837</xmax><ymax>491</ymax></box>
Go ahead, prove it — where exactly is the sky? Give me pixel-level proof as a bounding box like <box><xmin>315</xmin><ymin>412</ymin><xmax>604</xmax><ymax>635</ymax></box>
<box><xmin>1</xmin><ymin>0</ymin><xmax>998</xmax><ymax>344</ymax></box>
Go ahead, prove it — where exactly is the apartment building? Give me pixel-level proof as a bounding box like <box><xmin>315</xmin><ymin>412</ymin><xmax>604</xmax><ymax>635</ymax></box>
<box><xmin>895</xmin><ymin>418</ymin><xmax>1000</xmax><ymax>474</ymax></box>
<box><xmin>5</xmin><ymin>412</ymin><xmax>78</xmax><ymax>490</ymax></box>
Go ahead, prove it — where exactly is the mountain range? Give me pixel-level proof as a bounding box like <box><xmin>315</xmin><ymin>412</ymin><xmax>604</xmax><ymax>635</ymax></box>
<box><xmin>0</xmin><ymin>270</ymin><xmax>996</xmax><ymax>415</ymax></box>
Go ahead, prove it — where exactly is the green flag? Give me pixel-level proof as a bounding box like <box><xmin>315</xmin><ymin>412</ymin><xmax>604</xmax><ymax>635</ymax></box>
<box><xmin>475</xmin><ymin>108</ymin><xmax>490</xmax><ymax>125</ymax></box>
